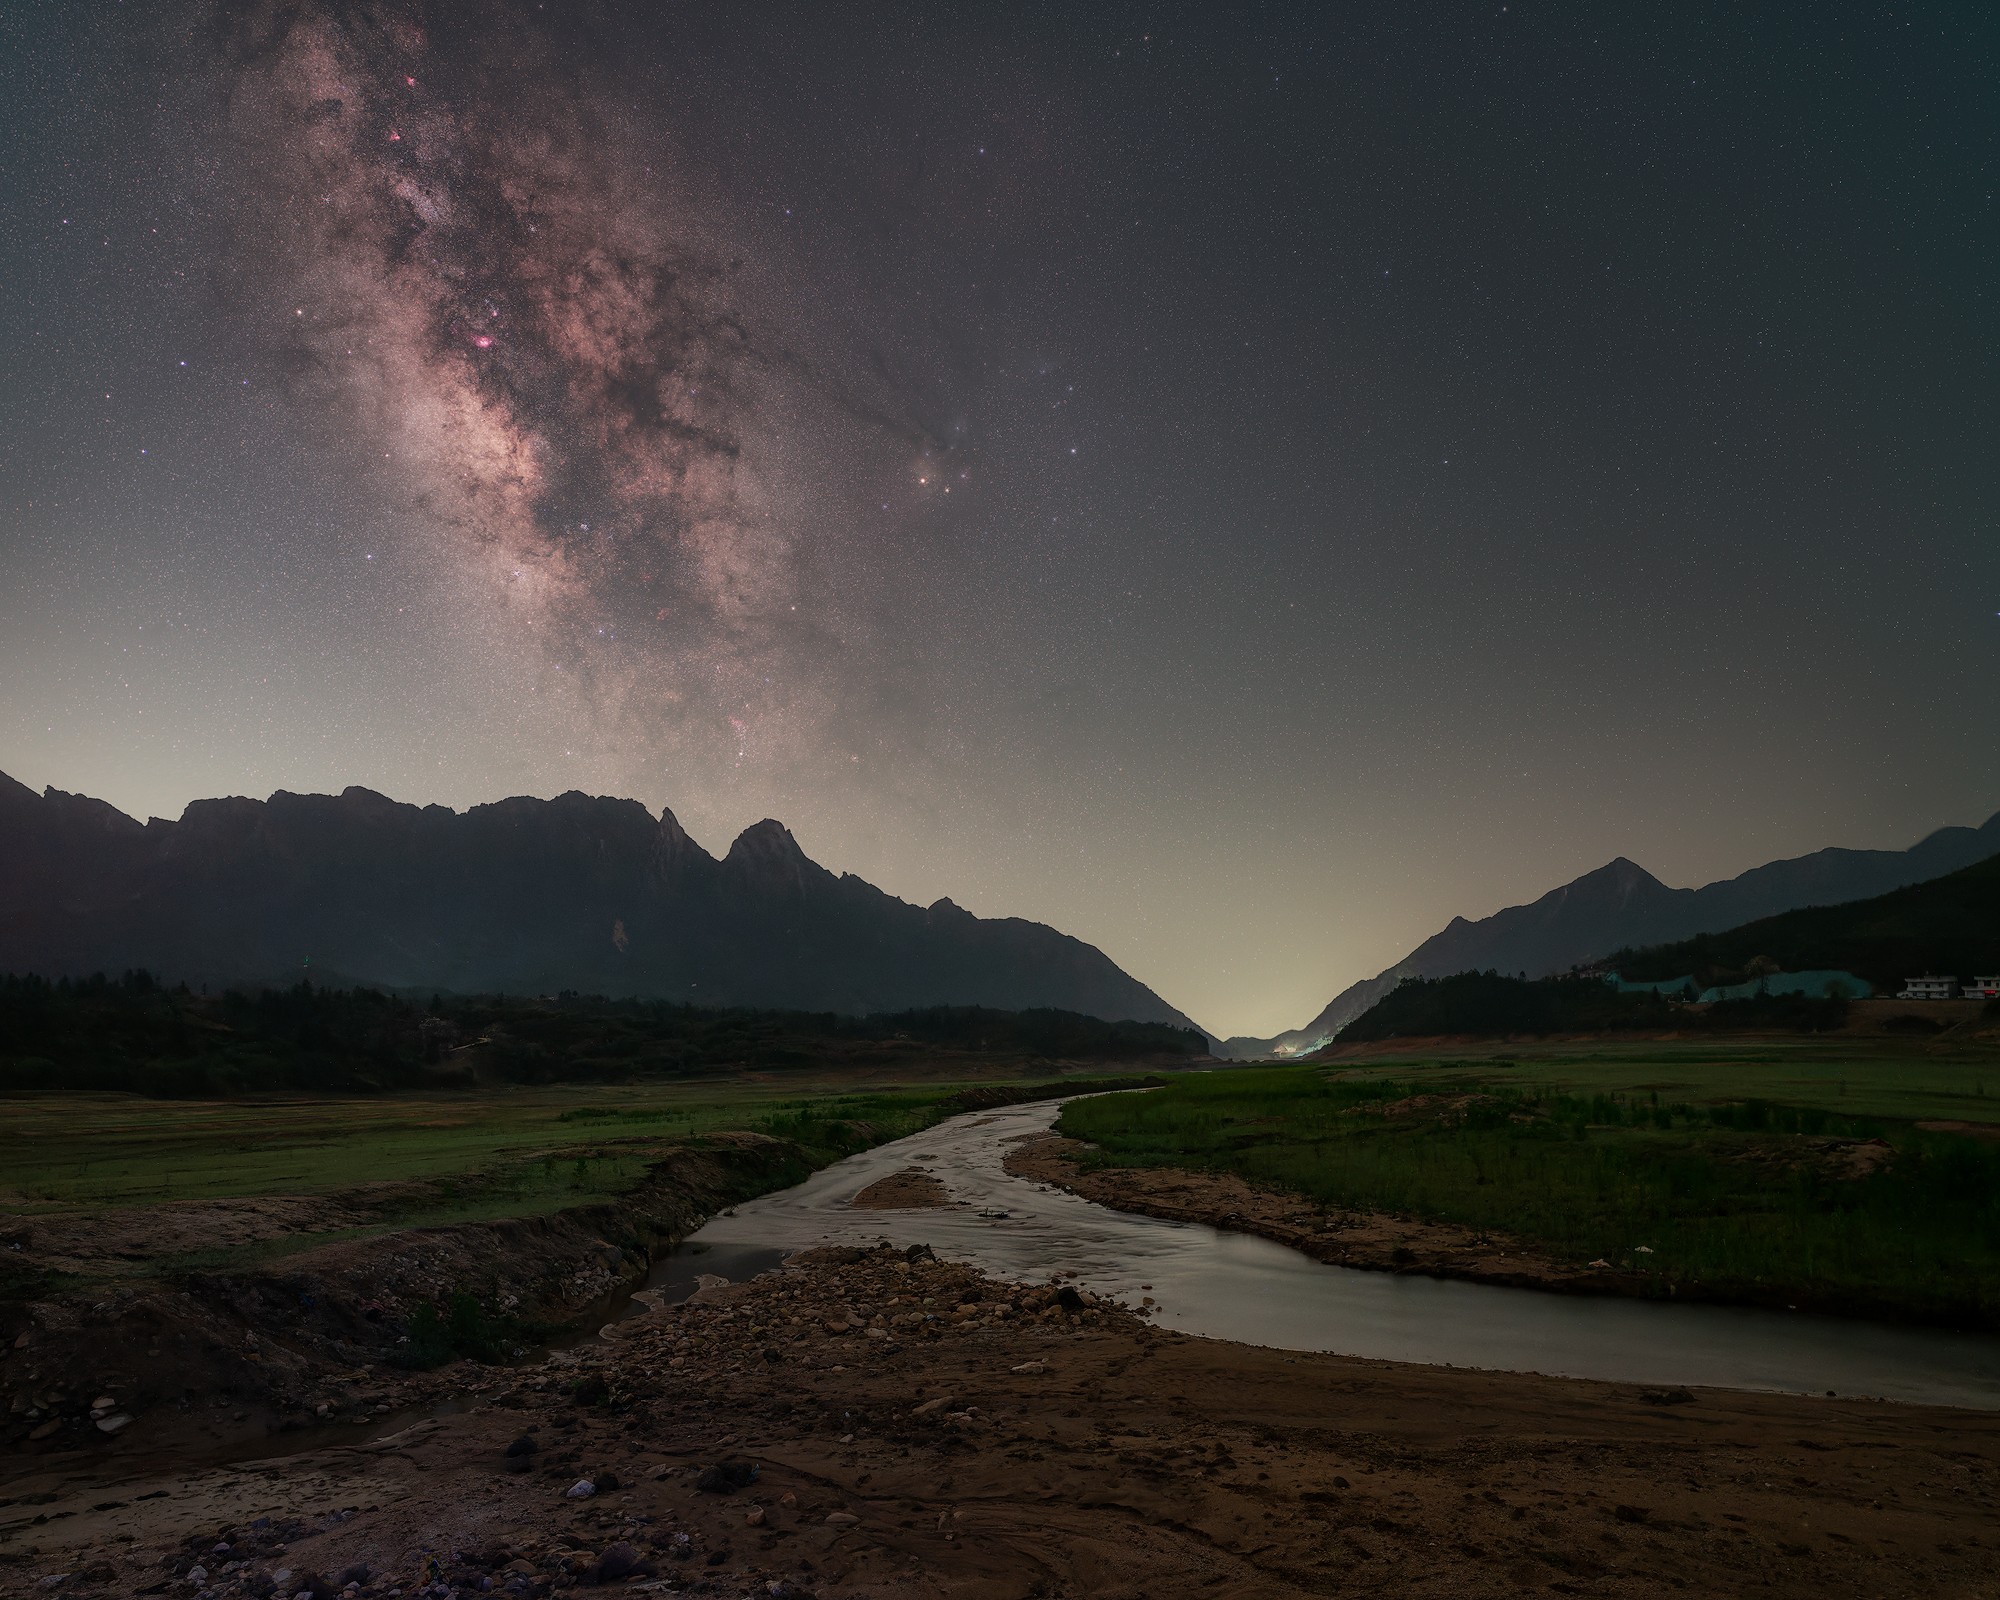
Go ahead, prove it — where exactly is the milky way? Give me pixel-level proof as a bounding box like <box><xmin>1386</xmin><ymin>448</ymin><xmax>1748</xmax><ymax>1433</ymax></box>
<box><xmin>214</xmin><ymin>0</ymin><xmax>884</xmax><ymax>785</ymax></box>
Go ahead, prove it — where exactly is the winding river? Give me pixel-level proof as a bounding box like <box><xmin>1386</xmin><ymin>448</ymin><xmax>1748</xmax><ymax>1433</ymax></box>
<box><xmin>667</xmin><ymin>1096</ymin><xmax>2000</xmax><ymax>1411</ymax></box>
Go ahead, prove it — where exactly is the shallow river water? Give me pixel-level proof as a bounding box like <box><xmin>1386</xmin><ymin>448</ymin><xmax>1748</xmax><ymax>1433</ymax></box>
<box><xmin>673</xmin><ymin>1096</ymin><xmax>2000</xmax><ymax>1411</ymax></box>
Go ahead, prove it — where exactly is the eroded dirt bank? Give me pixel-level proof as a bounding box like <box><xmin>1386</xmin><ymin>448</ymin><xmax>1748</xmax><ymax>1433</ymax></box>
<box><xmin>2</xmin><ymin>1081</ymin><xmax>1166</xmax><ymax>1473</ymax></box>
<box><xmin>5</xmin><ymin>1244</ymin><xmax>1998</xmax><ymax>1599</ymax></box>
<box><xmin>1</xmin><ymin>1135</ymin><xmax>814</xmax><ymax>1472</ymax></box>
<box><xmin>1004</xmin><ymin>1133</ymin><xmax>1619</xmax><ymax>1297</ymax></box>
<box><xmin>1003</xmin><ymin>1131</ymin><xmax>1933</xmax><ymax>1322</ymax></box>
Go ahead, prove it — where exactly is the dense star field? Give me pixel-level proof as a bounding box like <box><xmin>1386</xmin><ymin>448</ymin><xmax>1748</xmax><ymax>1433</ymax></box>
<box><xmin>1</xmin><ymin>2</ymin><xmax>1994</xmax><ymax>1035</ymax></box>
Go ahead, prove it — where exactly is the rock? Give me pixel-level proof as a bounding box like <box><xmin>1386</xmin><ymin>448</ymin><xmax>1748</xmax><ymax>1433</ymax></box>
<box><xmin>1054</xmin><ymin>1286</ymin><xmax>1085</xmax><ymax>1312</ymax></box>
<box><xmin>904</xmin><ymin>1244</ymin><xmax>937</xmax><ymax>1264</ymax></box>
<box><xmin>96</xmin><ymin>1412</ymin><xmax>133</xmax><ymax>1434</ymax></box>
<box><xmin>765</xmin><ymin>1583</ymin><xmax>817</xmax><ymax>1600</ymax></box>
<box><xmin>1010</xmin><ymin>1361</ymin><xmax>1046</xmax><ymax>1375</ymax></box>
<box><xmin>1640</xmin><ymin>1387</ymin><xmax>1695</xmax><ymax>1406</ymax></box>
<box><xmin>565</xmin><ymin>1479</ymin><xmax>596</xmax><ymax>1499</ymax></box>
<box><xmin>90</xmin><ymin>1395</ymin><xmax>115</xmax><ymax>1411</ymax></box>
<box><xmin>824</xmin><ymin>1511</ymin><xmax>859</xmax><ymax>1527</ymax></box>
<box><xmin>1613</xmin><ymin>1504</ymin><xmax>1650</xmax><ymax>1524</ymax></box>
<box><xmin>911</xmin><ymin>1396</ymin><xmax>953</xmax><ymax>1417</ymax></box>
<box><xmin>334</xmin><ymin>1564</ymin><xmax>370</xmax><ymax>1586</ymax></box>
<box><xmin>188</xmin><ymin>1567</ymin><xmax>209</xmax><ymax>1585</ymax></box>
<box><xmin>745</xmin><ymin>1506</ymin><xmax>766</xmax><ymax>1526</ymax></box>
<box><xmin>593</xmin><ymin>1542</ymin><xmax>641</xmax><ymax>1582</ymax></box>
<box><xmin>595</xmin><ymin>1470</ymin><xmax>621</xmax><ymax>1491</ymax></box>
<box><xmin>695</xmin><ymin>1460</ymin><xmax>760</xmax><ymax>1494</ymax></box>
<box><xmin>27</xmin><ymin>1419</ymin><xmax>60</xmax><ymax>1441</ymax></box>
<box><xmin>504</xmin><ymin>1435</ymin><xmax>538</xmax><ymax>1457</ymax></box>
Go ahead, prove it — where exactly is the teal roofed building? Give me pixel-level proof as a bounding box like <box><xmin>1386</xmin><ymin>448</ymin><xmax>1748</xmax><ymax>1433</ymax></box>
<box><xmin>1609</xmin><ymin>970</ymin><xmax>1871</xmax><ymax>1002</ymax></box>
<box><xmin>1697</xmin><ymin>970</ymin><xmax>1872</xmax><ymax>1003</ymax></box>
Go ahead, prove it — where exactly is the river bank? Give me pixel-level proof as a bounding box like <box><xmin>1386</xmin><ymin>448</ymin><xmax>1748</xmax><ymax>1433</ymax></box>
<box><xmin>1005</xmin><ymin>1131</ymin><xmax>1622</xmax><ymax>1296</ymax></box>
<box><xmin>0</xmin><ymin>1079</ymin><xmax>1166</xmax><ymax>1476</ymax></box>
<box><xmin>1047</xmin><ymin>1063</ymin><xmax>2000</xmax><ymax>1330</ymax></box>
<box><xmin>7</xmin><ymin>1242</ymin><xmax>2000</xmax><ymax>1599</ymax></box>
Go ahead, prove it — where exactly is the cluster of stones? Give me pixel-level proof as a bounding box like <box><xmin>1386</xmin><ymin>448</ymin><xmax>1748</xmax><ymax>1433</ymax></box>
<box><xmin>30</xmin><ymin>1246</ymin><xmax>1149</xmax><ymax>1599</ymax></box>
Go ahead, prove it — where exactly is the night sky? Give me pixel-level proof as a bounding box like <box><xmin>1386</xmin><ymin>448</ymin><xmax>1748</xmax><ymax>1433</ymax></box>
<box><xmin>2</xmin><ymin>2</ymin><xmax>1995</xmax><ymax>1037</ymax></box>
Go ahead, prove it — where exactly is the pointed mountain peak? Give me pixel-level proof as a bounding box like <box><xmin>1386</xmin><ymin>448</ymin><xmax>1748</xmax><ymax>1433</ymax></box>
<box><xmin>655</xmin><ymin>802</ymin><xmax>693</xmax><ymax>853</ymax></box>
<box><xmin>726</xmin><ymin>818</ymin><xmax>805</xmax><ymax>863</ymax></box>
<box><xmin>1584</xmin><ymin>856</ymin><xmax>1664</xmax><ymax>889</ymax></box>
<box><xmin>1547</xmin><ymin>856</ymin><xmax>1667</xmax><ymax>903</ymax></box>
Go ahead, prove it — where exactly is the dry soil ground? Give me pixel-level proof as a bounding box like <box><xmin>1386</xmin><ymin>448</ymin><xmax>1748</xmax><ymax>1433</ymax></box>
<box><xmin>5</xmin><ymin>1241</ymin><xmax>1998</xmax><ymax>1600</ymax></box>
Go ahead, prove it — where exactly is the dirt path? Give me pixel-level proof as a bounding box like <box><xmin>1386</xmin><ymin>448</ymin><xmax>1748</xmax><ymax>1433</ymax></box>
<box><xmin>5</xmin><ymin>1243</ymin><xmax>1998</xmax><ymax>1599</ymax></box>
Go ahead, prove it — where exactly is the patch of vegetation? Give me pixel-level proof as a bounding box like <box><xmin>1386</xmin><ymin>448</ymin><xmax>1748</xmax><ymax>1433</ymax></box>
<box><xmin>1059</xmin><ymin>1065</ymin><xmax>2000</xmax><ymax>1327</ymax></box>
<box><xmin>1610</xmin><ymin>850</ymin><xmax>2000</xmax><ymax>991</ymax></box>
<box><xmin>0</xmin><ymin>971</ymin><xmax>1204</xmax><ymax>1097</ymax></box>
<box><xmin>1339</xmin><ymin>970</ymin><xmax>1848</xmax><ymax>1042</ymax></box>
<box><xmin>401</xmin><ymin>1290</ymin><xmax>518</xmax><ymax>1368</ymax></box>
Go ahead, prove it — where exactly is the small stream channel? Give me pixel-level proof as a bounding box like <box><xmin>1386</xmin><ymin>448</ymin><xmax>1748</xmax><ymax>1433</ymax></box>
<box><xmin>648</xmin><ymin>1095</ymin><xmax>2000</xmax><ymax>1411</ymax></box>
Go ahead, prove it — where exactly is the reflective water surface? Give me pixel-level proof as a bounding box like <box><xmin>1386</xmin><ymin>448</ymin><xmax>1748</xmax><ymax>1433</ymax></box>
<box><xmin>677</xmin><ymin>1096</ymin><xmax>2000</xmax><ymax>1410</ymax></box>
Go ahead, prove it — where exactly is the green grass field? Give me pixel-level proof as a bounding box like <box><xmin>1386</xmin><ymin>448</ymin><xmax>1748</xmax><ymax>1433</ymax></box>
<box><xmin>1058</xmin><ymin>1041</ymin><xmax>2000</xmax><ymax>1327</ymax></box>
<box><xmin>1316</xmin><ymin>1036</ymin><xmax>2000</xmax><ymax>1121</ymax></box>
<box><xmin>1</xmin><ymin>1078</ymin><xmax>953</xmax><ymax>1210</ymax></box>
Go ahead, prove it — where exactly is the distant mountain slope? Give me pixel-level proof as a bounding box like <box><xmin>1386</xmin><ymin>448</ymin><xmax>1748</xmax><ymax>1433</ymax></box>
<box><xmin>1222</xmin><ymin>809</ymin><xmax>2000</xmax><ymax>1057</ymax></box>
<box><xmin>0</xmin><ymin>772</ymin><xmax>1202</xmax><ymax>1031</ymax></box>
<box><xmin>1611</xmin><ymin>851</ymin><xmax>2000</xmax><ymax>993</ymax></box>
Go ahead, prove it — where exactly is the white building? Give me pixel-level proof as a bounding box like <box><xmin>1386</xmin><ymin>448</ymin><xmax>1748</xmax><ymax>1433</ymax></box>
<box><xmin>1897</xmin><ymin>975</ymin><xmax>1961</xmax><ymax>1000</ymax></box>
<box><xmin>1964</xmin><ymin>976</ymin><xmax>2000</xmax><ymax>1000</ymax></box>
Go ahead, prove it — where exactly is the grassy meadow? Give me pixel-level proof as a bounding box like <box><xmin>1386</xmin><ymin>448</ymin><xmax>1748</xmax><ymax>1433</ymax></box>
<box><xmin>1058</xmin><ymin>1040</ymin><xmax>2000</xmax><ymax>1327</ymax></box>
<box><xmin>2</xmin><ymin>1078</ymin><xmax>954</xmax><ymax>1212</ymax></box>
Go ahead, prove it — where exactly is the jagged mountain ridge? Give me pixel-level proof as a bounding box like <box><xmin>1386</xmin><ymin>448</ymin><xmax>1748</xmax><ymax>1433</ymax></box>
<box><xmin>0</xmin><ymin>771</ymin><xmax>1202</xmax><ymax>1031</ymax></box>
<box><xmin>1223</xmin><ymin>810</ymin><xmax>2000</xmax><ymax>1057</ymax></box>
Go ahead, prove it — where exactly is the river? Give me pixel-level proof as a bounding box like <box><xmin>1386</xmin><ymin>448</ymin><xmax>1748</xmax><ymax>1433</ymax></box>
<box><xmin>665</xmin><ymin>1095</ymin><xmax>2000</xmax><ymax>1410</ymax></box>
